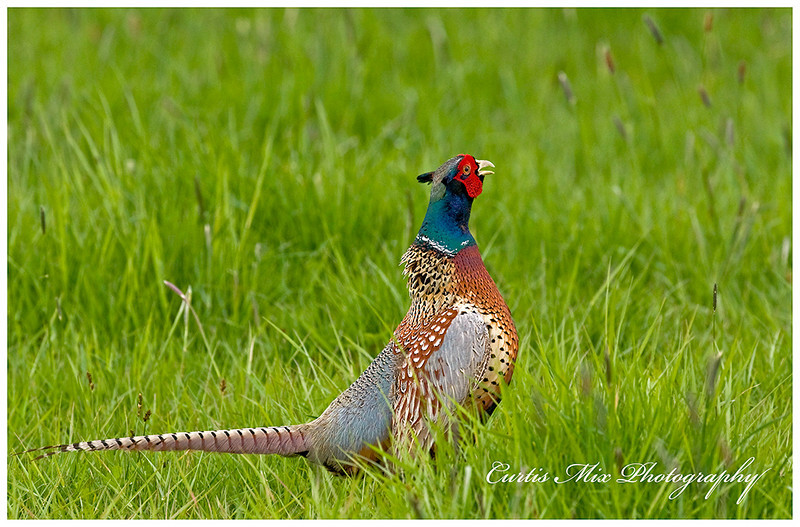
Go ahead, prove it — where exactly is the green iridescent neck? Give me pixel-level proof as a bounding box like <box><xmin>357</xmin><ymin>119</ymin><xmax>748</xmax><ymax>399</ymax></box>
<box><xmin>414</xmin><ymin>192</ymin><xmax>475</xmax><ymax>256</ymax></box>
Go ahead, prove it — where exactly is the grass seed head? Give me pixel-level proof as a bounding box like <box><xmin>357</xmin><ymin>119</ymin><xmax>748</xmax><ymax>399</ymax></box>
<box><xmin>614</xmin><ymin>447</ymin><xmax>624</xmax><ymax>473</ymax></box>
<box><xmin>613</xmin><ymin>116</ymin><xmax>627</xmax><ymax>141</ymax></box>
<box><xmin>557</xmin><ymin>71</ymin><xmax>575</xmax><ymax>105</ymax></box>
<box><xmin>725</xmin><ymin>118</ymin><xmax>735</xmax><ymax>146</ymax></box>
<box><xmin>718</xmin><ymin>437</ymin><xmax>732</xmax><ymax>467</ymax></box>
<box><xmin>604</xmin><ymin>47</ymin><xmax>615</xmax><ymax>74</ymax></box>
<box><xmin>580</xmin><ymin>363</ymin><xmax>592</xmax><ymax>397</ymax></box>
<box><xmin>738</xmin><ymin>60</ymin><xmax>747</xmax><ymax>84</ymax></box>
<box><xmin>698</xmin><ymin>85</ymin><xmax>712</xmax><ymax>108</ymax></box>
<box><xmin>713</xmin><ymin>283</ymin><xmax>718</xmax><ymax>313</ymax></box>
<box><xmin>644</xmin><ymin>15</ymin><xmax>664</xmax><ymax>45</ymax></box>
<box><xmin>704</xmin><ymin>12</ymin><xmax>713</xmax><ymax>32</ymax></box>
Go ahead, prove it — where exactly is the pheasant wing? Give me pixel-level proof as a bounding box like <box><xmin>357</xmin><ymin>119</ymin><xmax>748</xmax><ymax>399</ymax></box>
<box><xmin>393</xmin><ymin>311</ymin><xmax>489</xmax><ymax>453</ymax></box>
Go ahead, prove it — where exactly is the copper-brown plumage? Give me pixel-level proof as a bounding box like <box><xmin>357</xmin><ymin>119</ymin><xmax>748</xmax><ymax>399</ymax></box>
<box><xmin>392</xmin><ymin>243</ymin><xmax>518</xmax><ymax>451</ymax></box>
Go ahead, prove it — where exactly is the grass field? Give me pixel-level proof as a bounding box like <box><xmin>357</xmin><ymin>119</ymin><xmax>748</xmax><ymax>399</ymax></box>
<box><xmin>7</xmin><ymin>7</ymin><xmax>792</xmax><ymax>519</ymax></box>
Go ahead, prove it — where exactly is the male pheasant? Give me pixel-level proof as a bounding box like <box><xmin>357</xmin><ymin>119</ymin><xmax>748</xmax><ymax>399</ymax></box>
<box><xmin>22</xmin><ymin>154</ymin><xmax>519</xmax><ymax>475</ymax></box>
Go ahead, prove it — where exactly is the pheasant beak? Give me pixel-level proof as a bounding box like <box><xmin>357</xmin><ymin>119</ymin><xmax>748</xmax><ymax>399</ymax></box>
<box><xmin>476</xmin><ymin>159</ymin><xmax>495</xmax><ymax>177</ymax></box>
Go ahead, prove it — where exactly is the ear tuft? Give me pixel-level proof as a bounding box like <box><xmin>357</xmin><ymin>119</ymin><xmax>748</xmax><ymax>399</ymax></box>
<box><xmin>417</xmin><ymin>171</ymin><xmax>434</xmax><ymax>184</ymax></box>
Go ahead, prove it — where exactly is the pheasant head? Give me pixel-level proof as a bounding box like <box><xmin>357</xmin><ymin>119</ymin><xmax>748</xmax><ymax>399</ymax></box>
<box><xmin>414</xmin><ymin>154</ymin><xmax>495</xmax><ymax>255</ymax></box>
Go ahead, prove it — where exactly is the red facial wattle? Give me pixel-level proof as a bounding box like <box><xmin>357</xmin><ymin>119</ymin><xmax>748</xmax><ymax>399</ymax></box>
<box><xmin>462</xmin><ymin>173</ymin><xmax>483</xmax><ymax>198</ymax></box>
<box><xmin>455</xmin><ymin>155</ymin><xmax>483</xmax><ymax>198</ymax></box>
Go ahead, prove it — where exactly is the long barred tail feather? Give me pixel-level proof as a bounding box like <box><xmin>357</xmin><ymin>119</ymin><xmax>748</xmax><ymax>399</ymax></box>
<box><xmin>17</xmin><ymin>425</ymin><xmax>311</xmax><ymax>461</ymax></box>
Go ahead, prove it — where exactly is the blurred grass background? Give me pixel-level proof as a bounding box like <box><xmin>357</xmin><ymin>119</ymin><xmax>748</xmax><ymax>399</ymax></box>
<box><xmin>7</xmin><ymin>7</ymin><xmax>791</xmax><ymax>519</ymax></box>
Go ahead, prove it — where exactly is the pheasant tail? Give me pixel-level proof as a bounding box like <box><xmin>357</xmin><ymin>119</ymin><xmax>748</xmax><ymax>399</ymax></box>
<box><xmin>19</xmin><ymin>425</ymin><xmax>310</xmax><ymax>460</ymax></box>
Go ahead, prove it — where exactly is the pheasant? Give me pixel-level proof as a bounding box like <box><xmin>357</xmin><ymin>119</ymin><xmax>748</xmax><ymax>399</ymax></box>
<box><xmin>21</xmin><ymin>154</ymin><xmax>519</xmax><ymax>475</ymax></box>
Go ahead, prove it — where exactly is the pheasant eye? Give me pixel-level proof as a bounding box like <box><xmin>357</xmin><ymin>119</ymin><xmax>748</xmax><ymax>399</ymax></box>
<box><xmin>463</xmin><ymin>165</ymin><xmax>470</xmax><ymax>175</ymax></box>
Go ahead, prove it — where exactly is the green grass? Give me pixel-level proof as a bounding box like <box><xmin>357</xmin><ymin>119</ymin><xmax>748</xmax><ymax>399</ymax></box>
<box><xmin>7</xmin><ymin>7</ymin><xmax>791</xmax><ymax>519</ymax></box>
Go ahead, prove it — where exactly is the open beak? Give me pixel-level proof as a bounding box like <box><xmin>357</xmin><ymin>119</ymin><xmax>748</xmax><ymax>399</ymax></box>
<box><xmin>476</xmin><ymin>159</ymin><xmax>495</xmax><ymax>177</ymax></box>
